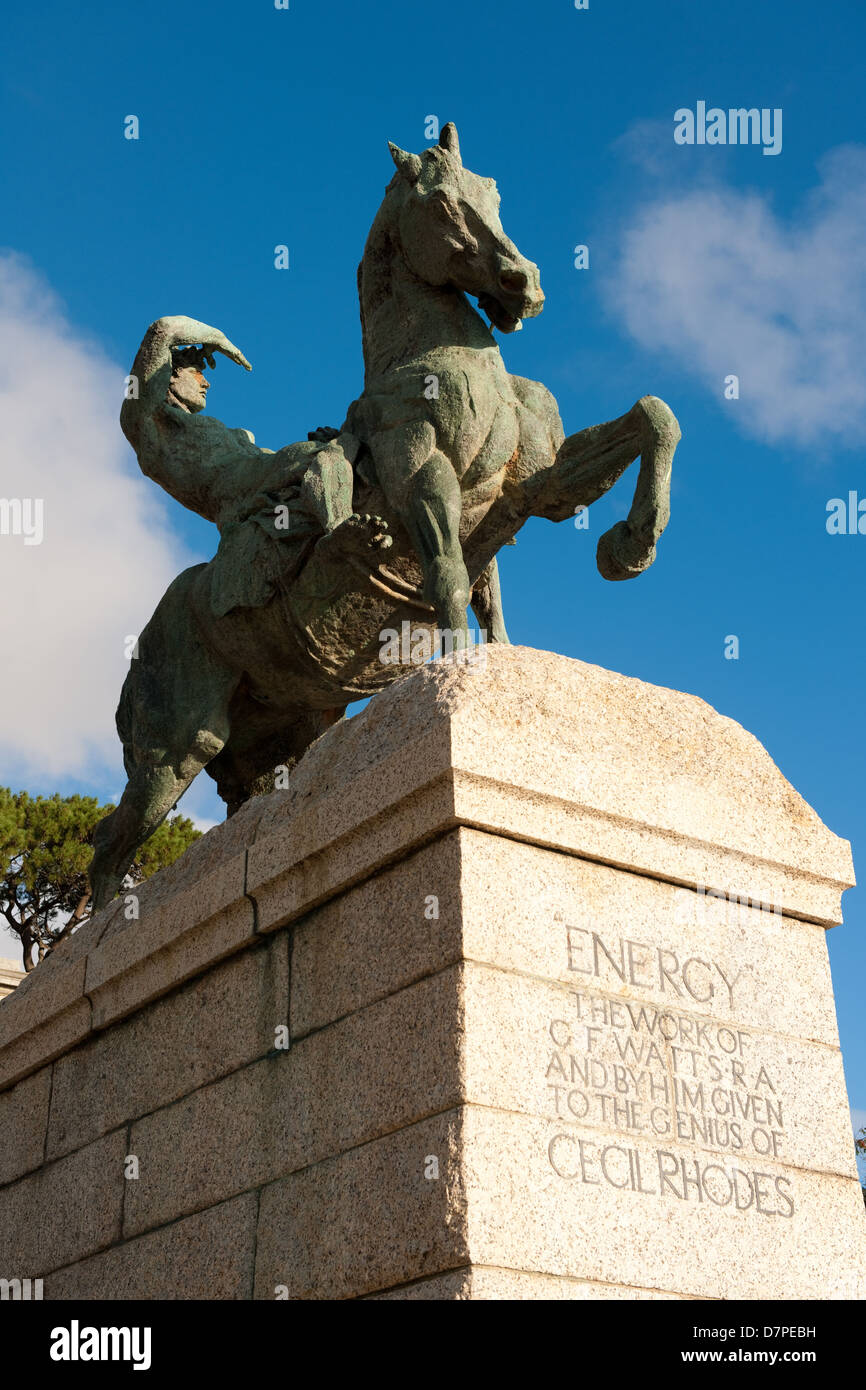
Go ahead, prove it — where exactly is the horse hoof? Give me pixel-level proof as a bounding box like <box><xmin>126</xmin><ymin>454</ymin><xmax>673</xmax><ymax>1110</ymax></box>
<box><xmin>596</xmin><ymin>521</ymin><xmax>656</xmax><ymax>582</ymax></box>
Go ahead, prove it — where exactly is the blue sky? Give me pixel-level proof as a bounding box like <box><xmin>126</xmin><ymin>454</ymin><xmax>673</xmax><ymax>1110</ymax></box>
<box><xmin>1</xmin><ymin>0</ymin><xmax>865</xmax><ymax>1161</ymax></box>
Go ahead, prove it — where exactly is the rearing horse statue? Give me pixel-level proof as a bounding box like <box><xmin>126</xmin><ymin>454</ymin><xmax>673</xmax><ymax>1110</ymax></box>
<box><xmin>88</xmin><ymin>122</ymin><xmax>680</xmax><ymax>910</ymax></box>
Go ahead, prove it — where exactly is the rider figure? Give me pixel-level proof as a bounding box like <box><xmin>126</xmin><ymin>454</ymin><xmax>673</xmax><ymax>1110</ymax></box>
<box><xmin>122</xmin><ymin>316</ymin><xmax>361</xmax><ymax>617</ymax></box>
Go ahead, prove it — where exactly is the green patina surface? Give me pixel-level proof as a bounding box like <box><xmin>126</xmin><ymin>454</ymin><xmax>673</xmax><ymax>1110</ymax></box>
<box><xmin>89</xmin><ymin>124</ymin><xmax>681</xmax><ymax>909</ymax></box>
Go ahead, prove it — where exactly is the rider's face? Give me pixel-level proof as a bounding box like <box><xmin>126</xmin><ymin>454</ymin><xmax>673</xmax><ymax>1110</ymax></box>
<box><xmin>170</xmin><ymin>365</ymin><xmax>209</xmax><ymax>414</ymax></box>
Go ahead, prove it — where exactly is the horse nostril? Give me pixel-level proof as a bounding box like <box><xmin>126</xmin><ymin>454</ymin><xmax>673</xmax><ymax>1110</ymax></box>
<box><xmin>498</xmin><ymin>268</ymin><xmax>528</xmax><ymax>295</ymax></box>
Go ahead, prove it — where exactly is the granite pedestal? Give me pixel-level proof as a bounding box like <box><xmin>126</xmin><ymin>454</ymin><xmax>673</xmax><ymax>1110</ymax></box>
<box><xmin>1</xmin><ymin>648</ymin><xmax>862</xmax><ymax>1299</ymax></box>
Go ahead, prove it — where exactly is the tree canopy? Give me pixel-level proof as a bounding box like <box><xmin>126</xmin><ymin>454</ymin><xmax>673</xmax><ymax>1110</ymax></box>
<box><xmin>856</xmin><ymin>1128</ymin><xmax>866</xmax><ymax>1207</ymax></box>
<box><xmin>0</xmin><ymin>788</ymin><xmax>201</xmax><ymax>972</ymax></box>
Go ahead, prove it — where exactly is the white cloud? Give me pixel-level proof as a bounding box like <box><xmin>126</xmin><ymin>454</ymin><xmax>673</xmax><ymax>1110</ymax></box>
<box><xmin>606</xmin><ymin>144</ymin><xmax>866</xmax><ymax>448</ymax></box>
<box><xmin>0</xmin><ymin>253</ymin><xmax>200</xmax><ymax>782</ymax></box>
<box><xmin>187</xmin><ymin>816</ymin><xmax>219</xmax><ymax>834</ymax></box>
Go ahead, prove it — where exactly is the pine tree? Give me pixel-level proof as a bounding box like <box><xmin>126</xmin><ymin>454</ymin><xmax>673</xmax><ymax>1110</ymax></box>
<box><xmin>0</xmin><ymin>788</ymin><xmax>201</xmax><ymax>971</ymax></box>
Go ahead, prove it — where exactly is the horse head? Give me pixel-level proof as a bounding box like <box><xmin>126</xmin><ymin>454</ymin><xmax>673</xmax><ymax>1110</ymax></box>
<box><xmin>386</xmin><ymin>122</ymin><xmax>544</xmax><ymax>334</ymax></box>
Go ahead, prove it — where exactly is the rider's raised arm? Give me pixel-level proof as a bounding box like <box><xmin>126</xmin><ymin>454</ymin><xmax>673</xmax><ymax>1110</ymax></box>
<box><xmin>120</xmin><ymin>316</ymin><xmax>251</xmax><ymax>514</ymax></box>
<box><xmin>121</xmin><ymin>317</ymin><xmax>207</xmax><ymax>449</ymax></box>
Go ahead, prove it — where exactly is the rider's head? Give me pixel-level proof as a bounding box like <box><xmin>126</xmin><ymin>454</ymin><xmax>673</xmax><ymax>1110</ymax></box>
<box><xmin>167</xmin><ymin>345</ymin><xmax>212</xmax><ymax>414</ymax></box>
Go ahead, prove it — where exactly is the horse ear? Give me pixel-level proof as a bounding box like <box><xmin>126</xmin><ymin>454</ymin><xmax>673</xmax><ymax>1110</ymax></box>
<box><xmin>388</xmin><ymin>142</ymin><xmax>422</xmax><ymax>183</ymax></box>
<box><xmin>439</xmin><ymin>122</ymin><xmax>461</xmax><ymax>163</ymax></box>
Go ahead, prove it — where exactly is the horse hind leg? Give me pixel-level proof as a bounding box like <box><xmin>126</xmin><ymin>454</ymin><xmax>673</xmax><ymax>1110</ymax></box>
<box><xmin>89</xmin><ymin>733</ymin><xmax>223</xmax><ymax>912</ymax></box>
<box><xmin>205</xmin><ymin>697</ymin><xmax>345</xmax><ymax>817</ymax></box>
<box><xmin>470</xmin><ymin>556</ymin><xmax>510</xmax><ymax>644</ymax></box>
<box><xmin>89</xmin><ymin>563</ymin><xmax>236</xmax><ymax>912</ymax></box>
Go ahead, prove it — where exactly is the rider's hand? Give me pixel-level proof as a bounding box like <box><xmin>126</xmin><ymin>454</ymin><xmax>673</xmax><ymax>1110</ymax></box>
<box><xmin>204</xmin><ymin>336</ymin><xmax>252</xmax><ymax>372</ymax></box>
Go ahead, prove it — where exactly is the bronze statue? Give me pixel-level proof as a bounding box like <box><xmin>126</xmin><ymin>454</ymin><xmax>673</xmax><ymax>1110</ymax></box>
<box><xmin>88</xmin><ymin>123</ymin><xmax>680</xmax><ymax>910</ymax></box>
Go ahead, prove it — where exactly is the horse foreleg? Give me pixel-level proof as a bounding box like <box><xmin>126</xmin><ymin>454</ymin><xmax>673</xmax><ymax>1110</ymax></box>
<box><xmin>523</xmin><ymin>394</ymin><xmax>681</xmax><ymax>581</ymax></box>
<box><xmin>372</xmin><ymin>422</ymin><xmax>471</xmax><ymax>638</ymax></box>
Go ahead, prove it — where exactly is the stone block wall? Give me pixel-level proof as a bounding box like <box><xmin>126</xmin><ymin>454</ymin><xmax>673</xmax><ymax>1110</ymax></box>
<box><xmin>1</xmin><ymin>647</ymin><xmax>863</xmax><ymax>1299</ymax></box>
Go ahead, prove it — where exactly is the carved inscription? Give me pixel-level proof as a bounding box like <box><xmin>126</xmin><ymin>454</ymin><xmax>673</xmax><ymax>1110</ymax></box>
<box><xmin>547</xmin><ymin>1134</ymin><xmax>795</xmax><ymax>1217</ymax></box>
<box><xmin>545</xmin><ymin>927</ymin><xmax>796</xmax><ymax>1216</ymax></box>
<box><xmin>565</xmin><ymin>925</ymin><xmax>749</xmax><ymax>1006</ymax></box>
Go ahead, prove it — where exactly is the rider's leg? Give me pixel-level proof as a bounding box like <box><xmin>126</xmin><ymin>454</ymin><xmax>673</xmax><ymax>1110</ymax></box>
<box><xmin>299</xmin><ymin>437</ymin><xmax>356</xmax><ymax>534</ymax></box>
